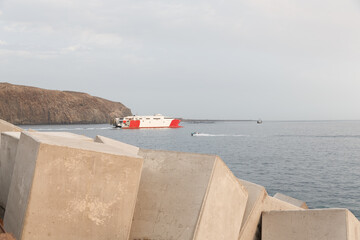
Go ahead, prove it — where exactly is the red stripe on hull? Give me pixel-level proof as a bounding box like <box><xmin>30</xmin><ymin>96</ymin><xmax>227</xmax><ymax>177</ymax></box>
<box><xmin>170</xmin><ymin>119</ymin><xmax>181</xmax><ymax>128</ymax></box>
<box><xmin>122</xmin><ymin>126</ymin><xmax>183</xmax><ymax>129</ymax></box>
<box><xmin>129</xmin><ymin>120</ymin><xmax>140</xmax><ymax>128</ymax></box>
<box><xmin>122</xmin><ymin>119</ymin><xmax>182</xmax><ymax>129</ymax></box>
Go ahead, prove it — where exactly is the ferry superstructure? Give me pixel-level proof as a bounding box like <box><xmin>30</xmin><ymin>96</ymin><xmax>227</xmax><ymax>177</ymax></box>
<box><xmin>112</xmin><ymin>114</ymin><xmax>182</xmax><ymax>129</ymax></box>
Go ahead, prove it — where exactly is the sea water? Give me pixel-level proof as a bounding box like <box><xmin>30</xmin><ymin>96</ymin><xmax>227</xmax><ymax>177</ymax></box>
<box><xmin>21</xmin><ymin>120</ymin><xmax>360</xmax><ymax>218</ymax></box>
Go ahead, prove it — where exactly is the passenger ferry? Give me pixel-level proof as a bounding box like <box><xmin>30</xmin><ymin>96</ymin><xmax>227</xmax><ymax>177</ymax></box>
<box><xmin>112</xmin><ymin>114</ymin><xmax>182</xmax><ymax>129</ymax></box>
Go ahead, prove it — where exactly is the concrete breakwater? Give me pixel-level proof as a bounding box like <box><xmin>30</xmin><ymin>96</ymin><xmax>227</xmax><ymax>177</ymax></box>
<box><xmin>0</xmin><ymin>119</ymin><xmax>359</xmax><ymax>239</ymax></box>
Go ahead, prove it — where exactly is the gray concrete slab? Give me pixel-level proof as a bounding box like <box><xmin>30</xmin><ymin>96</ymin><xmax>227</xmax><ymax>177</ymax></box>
<box><xmin>263</xmin><ymin>196</ymin><xmax>304</xmax><ymax>211</ymax></box>
<box><xmin>262</xmin><ymin>209</ymin><xmax>360</xmax><ymax>240</ymax></box>
<box><xmin>98</xmin><ymin>137</ymin><xmax>248</xmax><ymax>240</ymax></box>
<box><xmin>0</xmin><ymin>132</ymin><xmax>21</xmax><ymax>210</ymax></box>
<box><xmin>130</xmin><ymin>149</ymin><xmax>248</xmax><ymax>240</ymax></box>
<box><xmin>4</xmin><ymin>131</ymin><xmax>143</xmax><ymax>240</ymax></box>
<box><xmin>273</xmin><ymin>193</ymin><xmax>308</xmax><ymax>209</ymax></box>
<box><xmin>193</xmin><ymin>158</ymin><xmax>248</xmax><ymax>240</ymax></box>
<box><xmin>238</xmin><ymin>180</ymin><xmax>302</xmax><ymax>240</ymax></box>
<box><xmin>238</xmin><ymin>180</ymin><xmax>267</xmax><ymax>240</ymax></box>
<box><xmin>0</xmin><ymin>132</ymin><xmax>92</xmax><ymax>213</ymax></box>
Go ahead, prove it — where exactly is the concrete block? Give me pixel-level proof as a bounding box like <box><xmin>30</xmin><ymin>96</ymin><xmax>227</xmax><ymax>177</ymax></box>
<box><xmin>0</xmin><ymin>132</ymin><xmax>21</xmax><ymax>210</ymax></box>
<box><xmin>238</xmin><ymin>180</ymin><xmax>267</xmax><ymax>240</ymax></box>
<box><xmin>262</xmin><ymin>209</ymin><xmax>360</xmax><ymax>240</ymax></box>
<box><xmin>0</xmin><ymin>119</ymin><xmax>22</xmax><ymax>133</ymax></box>
<box><xmin>238</xmin><ymin>180</ymin><xmax>302</xmax><ymax>240</ymax></box>
<box><xmin>4</xmin><ymin>131</ymin><xmax>143</xmax><ymax>240</ymax></box>
<box><xmin>97</xmin><ymin>136</ymin><xmax>248</xmax><ymax>240</ymax></box>
<box><xmin>0</xmin><ymin>132</ymin><xmax>92</xmax><ymax>213</ymax></box>
<box><xmin>94</xmin><ymin>135</ymin><xmax>139</xmax><ymax>157</ymax></box>
<box><xmin>130</xmin><ymin>149</ymin><xmax>248</xmax><ymax>240</ymax></box>
<box><xmin>273</xmin><ymin>192</ymin><xmax>308</xmax><ymax>209</ymax></box>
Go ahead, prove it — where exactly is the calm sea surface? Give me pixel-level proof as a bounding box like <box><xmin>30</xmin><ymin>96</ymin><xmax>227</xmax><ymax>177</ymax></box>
<box><xmin>21</xmin><ymin>120</ymin><xmax>360</xmax><ymax>218</ymax></box>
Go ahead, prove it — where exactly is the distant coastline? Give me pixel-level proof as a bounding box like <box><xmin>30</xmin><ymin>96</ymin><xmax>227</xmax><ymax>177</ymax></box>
<box><xmin>180</xmin><ymin>119</ymin><xmax>255</xmax><ymax>123</ymax></box>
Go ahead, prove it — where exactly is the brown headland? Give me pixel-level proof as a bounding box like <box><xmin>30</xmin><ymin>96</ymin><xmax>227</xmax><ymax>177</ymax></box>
<box><xmin>0</xmin><ymin>83</ymin><xmax>131</xmax><ymax>125</ymax></box>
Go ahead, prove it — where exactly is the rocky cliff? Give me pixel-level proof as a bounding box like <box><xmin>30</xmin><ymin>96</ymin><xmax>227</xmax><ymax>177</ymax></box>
<box><xmin>0</xmin><ymin>83</ymin><xmax>132</xmax><ymax>125</ymax></box>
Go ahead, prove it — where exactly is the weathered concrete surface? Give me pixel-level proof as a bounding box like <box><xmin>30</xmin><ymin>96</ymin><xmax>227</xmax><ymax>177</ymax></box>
<box><xmin>129</xmin><ymin>149</ymin><xmax>248</xmax><ymax>240</ymax></box>
<box><xmin>4</xmin><ymin>131</ymin><xmax>143</xmax><ymax>240</ymax></box>
<box><xmin>262</xmin><ymin>209</ymin><xmax>360</xmax><ymax>240</ymax></box>
<box><xmin>238</xmin><ymin>180</ymin><xmax>302</xmax><ymax>240</ymax></box>
<box><xmin>0</xmin><ymin>132</ymin><xmax>21</xmax><ymax>211</ymax></box>
<box><xmin>94</xmin><ymin>135</ymin><xmax>139</xmax><ymax>157</ymax></box>
<box><xmin>193</xmin><ymin>158</ymin><xmax>248</xmax><ymax>240</ymax></box>
<box><xmin>96</xmin><ymin>135</ymin><xmax>247</xmax><ymax>240</ymax></box>
<box><xmin>238</xmin><ymin>180</ymin><xmax>268</xmax><ymax>240</ymax></box>
<box><xmin>0</xmin><ymin>132</ymin><xmax>92</xmax><ymax>214</ymax></box>
<box><xmin>263</xmin><ymin>195</ymin><xmax>304</xmax><ymax>211</ymax></box>
<box><xmin>40</xmin><ymin>132</ymin><xmax>93</xmax><ymax>142</ymax></box>
<box><xmin>273</xmin><ymin>192</ymin><xmax>308</xmax><ymax>209</ymax></box>
<box><xmin>0</xmin><ymin>119</ymin><xmax>22</xmax><ymax>133</ymax></box>
<box><xmin>348</xmin><ymin>209</ymin><xmax>360</xmax><ymax>240</ymax></box>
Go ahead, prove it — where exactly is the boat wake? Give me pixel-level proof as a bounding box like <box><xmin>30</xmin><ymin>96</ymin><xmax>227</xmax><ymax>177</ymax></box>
<box><xmin>192</xmin><ymin>133</ymin><xmax>248</xmax><ymax>137</ymax></box>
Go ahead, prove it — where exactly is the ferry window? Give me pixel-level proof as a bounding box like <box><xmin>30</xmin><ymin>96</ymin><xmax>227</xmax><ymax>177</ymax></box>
<box><xmin>154</xmin><ymin>118</ymin><xmax>160</xmax><ymax>120</ymax></box>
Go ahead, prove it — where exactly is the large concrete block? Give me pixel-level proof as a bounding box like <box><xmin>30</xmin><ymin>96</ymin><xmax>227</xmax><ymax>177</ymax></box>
<box><xmin>131</xmin><ymin>149</ymin><xmax>248</xmax><ymax>240</ymax></box>
<box><xmin>0</xmin><ymin>132</ymin><xmax>92</xmax><ymax>213</ymax></box>
<box><xmin>273</xmin><ymin>192</ymin><xmax>308</xmax><ymax>209</ymax></box>
<box><xmin>238</xmin><ymin>180</ymin><xmax>267</xmax><ymax>240</ymax></box>
<box><xmin>238</xmin><ymin>180</ymin><xmax>302</xmax><ymax>240</ymax></box>
<box><xmin>97</xmin><ymin>137</ymin><xmax>248</xmax><ymax>240</ymax></box>
<box><xmin>0</xmin><ymin>132</ymin><xmax>21</xmax><ymax>210</ymax></box>
<box><xmin>4</xmin><ymin>131</ymin><xmax>143</xmax><ymax>240</ymax></box>
<box><xmin>262</xmin><ymin>209</ymin><xmax>360</xmax><ymax>240</ymax></box>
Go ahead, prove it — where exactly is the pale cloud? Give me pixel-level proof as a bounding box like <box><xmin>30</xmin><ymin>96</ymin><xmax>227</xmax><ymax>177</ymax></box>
<box><xmin>22</xmin><ymin>0</ymin><xmax>102</xmax><ymax>8</ymax></box>
<box><xmin>80</xmin><ymin>31</ymin><xmax>123</xmax><ymax>47</ymax></box>
<box><xmin>121</xmin><ymin>54</ymin><xmax>152</xmax><ymax>65</ymax></box>
<box><xmin>0</xmin><ymin>40</ymin><xmax>7</xmax><ymax>46</ymax></box>
<box><xmin>3</xmin><ymin>22</ymin><xmax>55</xmax><ymax>33</ymax></box>
<box><xmin>0</xmin><ymin>49</ymin><xmax>31</xmax><ymax>57</ymax></box>
<box><xmin>3</xmin><ymin>23</ymin><xmax>28</xmax><ymax>33</ymax></box>
<box><xmin>60</xmin><ymin>45</ymin><xmax>91</xmax><ymax>54</ymax></box>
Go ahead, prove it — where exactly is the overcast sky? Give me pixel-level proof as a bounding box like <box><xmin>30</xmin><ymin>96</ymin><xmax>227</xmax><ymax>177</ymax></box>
<box><xmin>0</xmin><ymin>0</ymin><xmax>360</xmax><ymax>120</ymax></box>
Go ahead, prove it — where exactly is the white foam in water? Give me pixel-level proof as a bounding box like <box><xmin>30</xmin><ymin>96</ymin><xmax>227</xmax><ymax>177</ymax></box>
<box><xmin>193</xmin><ymin>133</ymin><xmax>248</xmax><ymax>137</ymax></box>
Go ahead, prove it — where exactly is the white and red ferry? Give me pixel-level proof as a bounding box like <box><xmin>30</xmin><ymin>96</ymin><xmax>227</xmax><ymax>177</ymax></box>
<box><xmin>112</xmin><ymin>114</ymin><xmax>182</xmax><ymax>129</ymax></box>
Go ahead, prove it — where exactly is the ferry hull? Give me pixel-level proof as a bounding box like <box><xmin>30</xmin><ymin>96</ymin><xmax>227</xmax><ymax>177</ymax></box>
<box><xmin>122</xmin><ymin>119</ymin><xmax>182</xmax><ymax>129</ymax></box>
<box><xmin>113</xmin><ymin>115</ymin><xmax>182</xmax><ymax>129</ymax></box>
